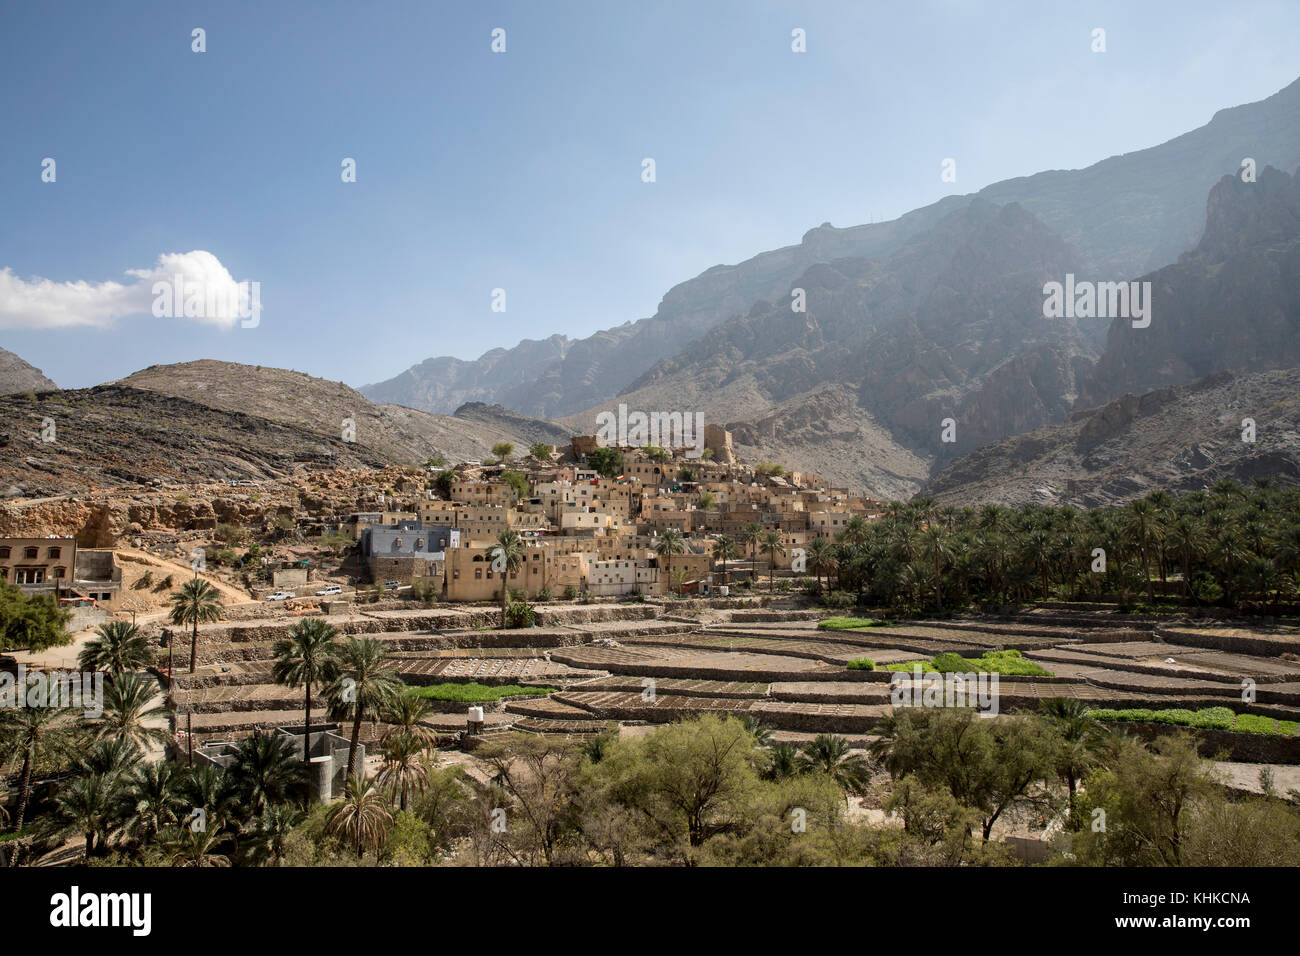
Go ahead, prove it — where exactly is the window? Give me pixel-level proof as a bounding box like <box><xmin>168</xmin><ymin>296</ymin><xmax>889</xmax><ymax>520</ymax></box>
<box><xmin>0</xmin><ymin>547</ymin><xmax>7</xmax><ymax>559</ymax></box>
<box><xmin>474</xmin><ymin>568</ymin><xmax>482</xmax><ymax>579</ymax></box>
<box><xmin>24</xmin><ymin>547</ymin><xmax>38</xmax><ymax>559</ymax></box>
<box><xmin>48</xmin><ymin>547</ymin><xmax>61</xmax><ymax>559</ymax></box>
<box><xmin>16</xmin><ymin>568</ymin><xmax>44</xmax><ymax>585</ymax></box>
<box><xmin>52</xmin><ymin>567</ymin><xmax>65</xmax><ymax>579</ymax></box>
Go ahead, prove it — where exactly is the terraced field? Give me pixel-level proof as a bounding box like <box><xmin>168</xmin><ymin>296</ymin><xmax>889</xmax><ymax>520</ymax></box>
<box><xmin>167</xmin><ymin>598</ymin><xmax>1300</xmax><ymax>759</ymax></box>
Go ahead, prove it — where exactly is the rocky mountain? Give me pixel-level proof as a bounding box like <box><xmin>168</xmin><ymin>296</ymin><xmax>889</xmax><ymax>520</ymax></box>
<box><xmin>925</xmin><ymin>368</ymin><xmax>1300</xmax><ymax>508</ymax></box>
<box><xmin>118</xmin><ymin>361</ymin><xmax>559</xmax><ymax>468</ymax></box>
<box><xmin>558</xmin><ymin>198</ymin><xmax>1100</xmax><ymax>499</ymax></box>
<box><xmin>363</xmin><ymin>76</ymin><xmax>1300</xmax><ymax>419</ymax></box>
<box><xmin>361</xmin><ymin>334</ymin><xmax>571</xmax><ymax>412</ymax></box>
<box><xmin>0</xmin><ymin>347</ymin><xmax>58</xmax><ymax>394</ymax></box>
<box><xmin>0</xmin><ymin>361</ymin><xmax>566</xmax><ymax>499</ymax></box>
<box><xmin>1079</xmin><ymin>165</ymin><xmax>1300</xmax><ymax>408</ymax></box>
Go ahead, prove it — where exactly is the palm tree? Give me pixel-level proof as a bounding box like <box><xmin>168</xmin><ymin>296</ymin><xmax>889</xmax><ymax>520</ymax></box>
<box><xmin>272</xmin><ymin>618</ymin><xmax>341</xmax><ymax>759</ymax></box>
<box><xmin>1038</xmin><ymin>698</ymin><xmax>1104</xmax><ymax>808</ymax></box>
<box><xmin>842</xmin><ymin>515</ymin><xmax>871</xmax><ymax>547</ymax></box>
<box><xmin>325</xmin><ymin>637</ymin><xmax>402</xmax><ymax>778</ymax></box>
<box><xmin>764</xmin><ymin>743</ymin><xmax>800</xmax><ymax>781</ymax></box>
<box><xmin>761</xmin><ymin>531</ymin><xmax>785</xmax><ymax>591</ymax></box>
<box><xmin>921</xmin><ymin>526</ymin><xmax>952</xmax><ymax>610</ymax></box>
<box><xmin>88</xmin><ymin>672</ymin><xmax>171</xmax><ymax>751</ymax></box>
<box><xmin>168</xmin><ymin>576</ymin><xmax>223</xmax><ymax>675</ymax></box>
<box><xmin>229</xmin><ymin>731</ymin><xmax>308</xmax><ymax>815</ymax></box>
<box><xmin>181</xmin><ymin>763</ymin><xmax>238</xmax><ymax>833</ymax></box>
<box><xmin>488</xmin><ymin>530</ymin><xmax>526</xmax><ymax>626</ymax></box>
<box><xmin>738</xmin><ymin>713</ymin><xmax>774</xmax><ymax>748</ymax></box>
<box><xmin>123</xmin><ymin>760</ymin><xmax>186</xmax><ymax>844</ymax></box>
<box><xmin>78</xmin><ymin>620</ymin><xmax>151</xmax><ymax>676</ymax></box>
<box><xmin>657</xmin><ymin>528</ymin><xmax>686</xmax><ymax>595</ymax></box>
<box><xmin>375</xmin><ymin>731</ymin><xmax>433</xmax><ymax>811</ymax></box>
<box><xmin>796</xmin><ymin>734</ymin><xmax>871</xmax><ymax>796</ymax></box>
<box><xmin>1124</xmin><ymin>498</ymin><xmax>1157</xmax><ymax>604</ymax></box>
<box><xmin>806</xmin><ymin>537</ymin><xmax>836</xmax><ymax>591</ymax></box>
<box><xmin>741</xmin><ymin>523</ymin><xmax>763</xmax><ymax>581</ymax></box>
<box><xmin>711</xmin><ymin>535</ymin><xmax>739</xmax><ymax>587</ymax></box>
<box><xmin>0</xmin><ymin>705</ymin><xmax>76</xmax><ymax>865</ymax></box>
<box><xmin>381</xmin><ymin>691</ymin><xmax>438</xmax><ymax>749</ymax></box>
<box><xmin>1169</xmin><ymin>516</ymin><xmax>1207</xmax><ymax>598</ymax></box>
<box><xmin>326</xmin><ymin>774</ymin><xmax>393</xmax><ymax>859</ymax></box>
<box><xmin>76</xmin><ymin>737</ymin><xmax>145</xmax><ymax>780</ymax></box>
<box><xmin>55</xmin><ymin>772</ymin><xmax>122</xmax><ymax>859</ymax></box>
<box><xmin>163</xmin><ymin>824</ymin><xmax>232</xmax><ymax>867</ymax></box>
<box><xmin>244</xmin><ymin>803</ymin><xmax>304</xmax><ymax>865</ymax></box>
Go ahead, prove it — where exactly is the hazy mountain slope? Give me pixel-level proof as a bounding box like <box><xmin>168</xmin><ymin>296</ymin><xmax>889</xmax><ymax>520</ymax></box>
<box><xmin>363</xmin><ymin>77</ymin><xmax>1300</xmax><ymax>419</ymax></box>
<box><xmin>1080</xmin><ymin>165</ymin><xmax>1300</xmax><ymax>407</ymax></box>
<box><xmin>560</xmin><ymin>199</ymin><xmax>1098</xmax><ymax>496</ymax></box>
<box><xmin>926</xmin><ymin>369</ymin><xmax>1300</xmax><ymax>508</ymax></box>
<box><xmin>0</xmin><ymin>347</ymin><xmax>58</xmax><ymax>394</ymax></box>
<box><xmin>361</xmin><ymin>334</ymin><xmax>570</xmax><ymax>411</ymax></box>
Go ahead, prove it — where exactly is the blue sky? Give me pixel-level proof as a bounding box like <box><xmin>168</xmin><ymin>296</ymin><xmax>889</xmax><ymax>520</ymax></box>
<box><xmin>2</xmin><ymin>0</ymin><xmax>1298</xmax><ymax>390</ymax></box>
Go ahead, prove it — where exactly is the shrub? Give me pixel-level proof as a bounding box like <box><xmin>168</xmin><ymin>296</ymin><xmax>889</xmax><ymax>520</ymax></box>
<box><xmin>562</xmin><ymin>585</ymin><xmax>578</xmax><ymax>601</ymax></box>
<box><xmin>930</xmin><ymin>653</ymin><xmax>970</xmax><ymax>674</ymax></box>
<box><xmin>846</xmin><ymin>658</ymin><xmax>876</xmax><ymax>671</ymax></box>
<box><xmin>505</xmin><ymin>601</ymin><xmax>537</xmax><ymax>628</ymax></box>
<box><xmin>535</xmin><ymin>588</ymin><xmax>554</xmax><ymax>603</ymax></box>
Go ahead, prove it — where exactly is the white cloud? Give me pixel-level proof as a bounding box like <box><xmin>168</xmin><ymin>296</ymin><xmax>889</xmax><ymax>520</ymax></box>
<box><xmin>0</xmin><ymin>251</ymin><xmax>254</xmax><ymax>330</ymax></box>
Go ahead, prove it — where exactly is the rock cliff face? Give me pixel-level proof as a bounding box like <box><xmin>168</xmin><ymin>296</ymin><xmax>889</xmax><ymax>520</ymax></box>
<box><xmin>362</xmin><ymin>77</ymin><xmax>1300</xmax><ymax>419</ymax></box>
<box><xmin>0</xmin><ymin>347</ymin><xmax>58</xmax><ymax>394</ymax></box>
<box><xmin>925</xmin><ymin>369</ymin><xmax>1300</xmax><ymax>508</ymax></box>
<box><xmin>1079</xmin><ymin>166</ymin><xmax>1300</xmax><ymax>408</ymax></box>
<box><xmin>564</xmin><ymin>198</ymin><xmax>1100</xmax><ymax>497</ymax></box>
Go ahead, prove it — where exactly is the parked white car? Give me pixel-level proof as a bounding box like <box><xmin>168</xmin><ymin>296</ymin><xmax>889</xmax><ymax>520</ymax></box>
<box><xmin>266</xmin><ymin>590</ymin><xmax>295</xmax><ymax>601</ymax></box>
<box><xmin>384</xmin><ymin>580</ymin><xmax>401</xmax><ymax>590</ymax></box>
<box><xmin>315</xmin><ymin>584</ymin><xmax>343</xmax><ymax>596</ymax></box>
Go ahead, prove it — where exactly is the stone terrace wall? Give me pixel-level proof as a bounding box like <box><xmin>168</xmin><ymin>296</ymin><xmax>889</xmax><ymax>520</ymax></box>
<box><xmin>1116</xmin><ymin>721</ymin><xmax>1300</xmax><ymax>764</ymax></box>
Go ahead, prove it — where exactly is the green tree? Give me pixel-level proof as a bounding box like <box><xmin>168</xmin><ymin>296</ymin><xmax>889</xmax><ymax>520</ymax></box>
<box><xmin>325</xmin><ymin>637</ymin><xmax>403</xmax><ymax>778</ymax></box>
<box><xmin>229</xmin><ymin>731</ymin><xmax>308</xmax><ymax>815</ymax></box>
<box><xmin>500</xmin><ymin>469</ymin><xmax>530</xmax><ymax>501</ymax></box>
<box><xmin>596</xmin><ymin>714</ymin><xmax>761</xmax><ymax>856</ymax></box>
<box><xmin>88</xmin><ymin>672</ymin><xmax>171</xmax><ymax>751</ymax></box>
<box><xmin>656</xmin><ymin>528</ymin><xmax>686</xmax><ymax>595</ymax></box>
<box><xmin>528</xmin><ymin>442</ymin><xmax>553</xmax><ymax>461</ymax></box>
<box><xmin>0</xmin><ymin>705</ymin><xmax>77</xmax><ymax>864</ymax></box>
<box><xmin>168</xmin><ymin>576</ymin><xmax>224</xmax><ymax>675</ymax></box>
<box><xmin>78</xmin><ymin>620</ymin><xmax>151</xmax><ymax>676</ymax></box>
<box><xmin>491</xmin><ymin>442</ymin><xmax>515</xmax><ymax>461</ymax></box>
<box><xmin>488</xmin><ymin>530</ymin><xmax>526</xmax><ymax>627</ymax></box>
<box><xmin>0</xmin><ymin>579</ymin><xmax>72</xmax><ymax>653</ymax></box>
<box><xmin>587</xmin><ymin>447</ymin><xmax>623</xmax><ymax>479</ymax></box>
<box><xmin>327</xmin><ymin>774</ymin><xmax>394</xmax><ymax>859</ymax></box>
<box><xmin>271</xmin><ymin>618</ymin><xmax>342</xmax><ymax>759</ymax></box>
<box><xmin>796</xmin><ymin>734</ymin><xmax>872</xmax><ymax>797</ymax></box>
<box><xmin>761</xmin><ymin>531</ymin><xmax>785</xmax><ymax>591</ymax></box>
<box><xmin>376</xmin><ymin>731</ymin><xmax>433</xmax><ymax>812</ymax></box>
<box><xmin>711</xmin><ymin>535</ymin><xmax>739</xmax><ymax>585</ymax></box>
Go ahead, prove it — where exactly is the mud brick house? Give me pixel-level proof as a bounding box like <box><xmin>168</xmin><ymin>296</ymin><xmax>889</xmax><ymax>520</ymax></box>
<box><xmin>0</xmin><ymin>536</ymin><xmax>76</xmax><ymax>596</ymax></box>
